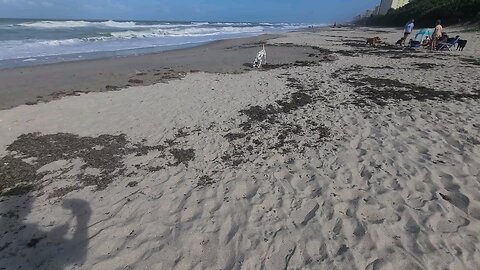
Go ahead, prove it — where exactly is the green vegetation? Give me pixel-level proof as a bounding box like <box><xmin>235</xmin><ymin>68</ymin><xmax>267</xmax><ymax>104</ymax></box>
<box><xmin>357</xmin><ymin>0</ymin><xmax>480</xmax><ymax>27</ymax></box>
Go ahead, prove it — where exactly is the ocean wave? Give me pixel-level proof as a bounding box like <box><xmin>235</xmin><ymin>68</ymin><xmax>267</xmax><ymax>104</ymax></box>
<box><xmin>14</xmin><ymin>20</ymin><xmax>302</xmax><ymax>30</ymax></box>
<box><xmin>0</xmin><ymin>25</ymin><xmax>267</xmax><ymax>53</ymax></box>
<box><xmin>17</xmin><ymin>20</ymin><xmax>175</xmax><ymax>29</ymax></box>
<box><xmin>14</xmin><ymin>20</ymin><xmax>263</xmax><ymax>29</ymax></box>
<box><xmin>6</xmin><ymin>26</ymin><xmax>267</xmax><ymax>48</ymax></box>
<box><xmin>18</xmin><ymin>20</ymin><xmax>94</xmax><ymax>28</ymax></box>
<box><xmin>212</xmin><ymin>22</ymin><xmax>253</xmax><ymax>26</ymax></box>
<box><xmin>114</xmin><ymin>26</ymin><xmax>265</xmax><ymax>38</ymax></box>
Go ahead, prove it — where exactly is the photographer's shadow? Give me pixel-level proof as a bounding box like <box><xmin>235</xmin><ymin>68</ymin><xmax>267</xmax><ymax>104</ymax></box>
<box><xmin>1</xmin><ymin>196</ymin><xmax>92</xmax><ymax>270</ymax></box>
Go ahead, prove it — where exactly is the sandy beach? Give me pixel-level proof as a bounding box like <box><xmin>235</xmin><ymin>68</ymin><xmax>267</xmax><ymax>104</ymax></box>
<box><xmin>1</xmin><ymin>26</ymin><xmax>480</xmax><ymax>269</ymax></box>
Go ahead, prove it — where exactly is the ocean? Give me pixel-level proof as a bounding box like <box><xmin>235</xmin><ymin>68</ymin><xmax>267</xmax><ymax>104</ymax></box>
<box><xmin>0</xmin><ymin>19</ymin><xmax>319</xmax><ymax>68</ymax></box>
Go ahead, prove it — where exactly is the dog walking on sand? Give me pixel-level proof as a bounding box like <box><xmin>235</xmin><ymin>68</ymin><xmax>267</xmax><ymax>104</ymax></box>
<box><xmin>366</xmin><ymin>37</ymin><xmax>382</xmax><ymax>46</ymax></box>
<box><xmin>253</xmin><ymin>44</ymin><xmax>267</xmax><ymax>68</ymax></box>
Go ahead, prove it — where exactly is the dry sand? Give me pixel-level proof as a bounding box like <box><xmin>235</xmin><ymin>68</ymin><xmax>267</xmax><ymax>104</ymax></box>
<box><xmin>1</xmin><ymin>26</ymin><xmax>480</xmax><ymax>269</ymax></box>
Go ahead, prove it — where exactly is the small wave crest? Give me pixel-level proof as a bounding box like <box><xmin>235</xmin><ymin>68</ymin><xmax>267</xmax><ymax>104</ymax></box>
<box><xmin>110</xmin><ymin>26</ymin><xmax>266</xmax><ymax>39</ymax></box>
<box><xmin>14</xmin><ymin>20</ymin><xmax>263</xmax><ymax>29</ymax></box>
<box><xmin>17</xmin><ymin>20</ymin><xmax>166</xmax><ymax>29</ymax></box>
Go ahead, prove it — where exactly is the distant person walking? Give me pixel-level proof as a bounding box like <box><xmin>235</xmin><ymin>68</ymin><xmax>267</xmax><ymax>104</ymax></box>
<box><xmin>403</xmin><ymin>19</ymin><xmax>415</xmax><ymax>45</ymax></box>
<box><xmin>431</xmin><ymin>20</ymin><xmax>443</xmax><ymax>50</ymax></box>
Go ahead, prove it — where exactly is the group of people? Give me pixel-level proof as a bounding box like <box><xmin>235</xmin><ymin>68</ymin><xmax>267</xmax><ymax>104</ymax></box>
<box><xmin>401</xmin><ymin>18</ymin><xmax>443</xmax><ymax>49</ymax></box>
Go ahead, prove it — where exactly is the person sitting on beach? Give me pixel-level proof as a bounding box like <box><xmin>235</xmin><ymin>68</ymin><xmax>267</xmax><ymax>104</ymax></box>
<box><xmin>431</xmin><ymin>20</ymin><xmax>443</xmax><ymax>50</ymax></box>
<box><xmin>402</xmin><ymin>19</ymin><xmax>415</xmax><ymax>46</ymax></box>
<box><xmin>422</xmin><ymin>35</ymin><xmax>431</xmax><ymax>47</ymax></box>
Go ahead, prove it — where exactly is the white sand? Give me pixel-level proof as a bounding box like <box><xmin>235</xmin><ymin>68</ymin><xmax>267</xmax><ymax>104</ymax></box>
<box><xmin>1</xmin><ymin>27</ymin><xmax>480</xmax><ymax>269</ymax></box>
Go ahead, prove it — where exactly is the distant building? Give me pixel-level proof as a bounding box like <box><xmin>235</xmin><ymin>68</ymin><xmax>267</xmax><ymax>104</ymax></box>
<box><xmin>378</xmin><ymin>0</ymin><xmax>410</xmax><ymax>15</ymax></box>
<box><xmin>354</xmin><ymin>0</ymin><xmax>405</xmax><ymax>21</ymax></box>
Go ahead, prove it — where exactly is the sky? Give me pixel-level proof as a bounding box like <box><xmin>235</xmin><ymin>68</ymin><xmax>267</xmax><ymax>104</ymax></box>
<box><xmin>0</xmin><ymin>0</ymin><xmax>379</xmax><ymax>23</ymax></box>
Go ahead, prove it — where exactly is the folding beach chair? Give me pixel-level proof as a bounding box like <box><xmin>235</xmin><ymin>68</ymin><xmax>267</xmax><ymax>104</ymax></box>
<box><xmin>436</xmin><ymin>36</ymin><xmax>460</xmax><ymax>51</ymax></box>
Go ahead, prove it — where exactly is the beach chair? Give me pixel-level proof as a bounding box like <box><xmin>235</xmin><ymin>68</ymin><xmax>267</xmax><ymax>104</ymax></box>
<box><xmin>436</xmin><ymin>36</ymin><xmax>460</xmax><ymax>51</ymax></box>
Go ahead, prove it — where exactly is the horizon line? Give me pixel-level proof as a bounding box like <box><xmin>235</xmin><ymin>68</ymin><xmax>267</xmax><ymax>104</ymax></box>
<box><xmin>0</xmin><ymin>16</ymin><xmax>331</xmax><ymax>25</ymax></box>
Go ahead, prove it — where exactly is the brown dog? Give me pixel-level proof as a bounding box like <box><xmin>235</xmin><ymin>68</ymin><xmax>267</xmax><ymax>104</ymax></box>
<box><xmin>395</xmin><ymin>37</ymin><xmax>406</xmax><ymax>46</ymax></box>
<box><xmin>366</xmin><ymin>37</ymin><xmax>382</xmax><ymax>46</ymax></box>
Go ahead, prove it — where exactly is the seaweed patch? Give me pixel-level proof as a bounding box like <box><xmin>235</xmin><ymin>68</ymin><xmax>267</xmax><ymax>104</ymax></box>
<box><xmin>342</xmin><ymin>74</ymin><xmax>480</xmax><ymax>106</ymax></box>
<box><xmin>0</xmin><ymin>131</ymin><xmax>197</xmax><ymax>197</ymax></box>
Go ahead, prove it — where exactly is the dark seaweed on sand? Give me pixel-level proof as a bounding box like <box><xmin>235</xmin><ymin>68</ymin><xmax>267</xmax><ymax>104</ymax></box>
<box><xmin>220</xmin><ymin>75</ymin><xmax>330</xmax><ymax>164</ymax></box>
<box><xmin>343</xmin><ymin>74</ymin><xmax>480</xmax><ymax>106</ymax></box>
<box><xmin>0</xmin><ymin>132</ymin><xmax>196</xmax><ymax>197</ymax></box>
<box><xmin>224</xmin><ymin>132</ymin><xmax>247</xmax><ymax>141</ymax></box>
<box><xmin>413</xmin><ymin>63</ymin><xmax>443</xmax><ymax>69</ymax></box>
<box><xmin>197</xmin><ymin>175</ymin><xmax>215</xmax><ymax>188</ymax></box>
<box><xmin>241</xmin><ymin>44</ymin><xmax>337</xmax><ymax>70</ymax></box>
<box><xmin>169</xmin><ymin>148</ymin><xmax>195</xmax><ymax>167</ymax></box>
<box><xmin>335</xmin><ymin>40</ymin><xmax>431</xmax><ymax>60</ymax></box>
<box><xmin>239</xmin><ymin>77</ymin><xmax>324</xmax><ymax>130</ymax></box>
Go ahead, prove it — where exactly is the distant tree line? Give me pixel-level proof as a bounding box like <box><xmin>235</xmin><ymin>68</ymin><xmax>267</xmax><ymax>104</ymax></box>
<box><xmin>356</xmin><ymin>0</ymin><xmax>480</xmax><ymax>27</ymax></box>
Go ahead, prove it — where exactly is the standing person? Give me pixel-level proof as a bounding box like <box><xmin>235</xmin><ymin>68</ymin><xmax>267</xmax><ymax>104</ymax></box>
<box><xmin>431</xmin><ymin>19</ymin><xmax>443</xmax><ymax>50</ymax></box>
<box><xmin>403</xmin><ymin>19</ymin><xmax>415</xmax><ymax>46</ymax></box>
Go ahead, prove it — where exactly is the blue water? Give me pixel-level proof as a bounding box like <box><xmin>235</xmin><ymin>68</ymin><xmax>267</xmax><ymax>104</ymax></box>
<box><xmin>0</xmin><ymin>19</ymin><xmax>321</xmax><ymax>68</ymax></box>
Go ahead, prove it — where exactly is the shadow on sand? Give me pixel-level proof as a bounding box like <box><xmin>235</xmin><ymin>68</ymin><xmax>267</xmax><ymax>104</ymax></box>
<box><xmin>0</xmin><ymin>195</ymin><xmax>91</xmax><ymax>269</ymax></box>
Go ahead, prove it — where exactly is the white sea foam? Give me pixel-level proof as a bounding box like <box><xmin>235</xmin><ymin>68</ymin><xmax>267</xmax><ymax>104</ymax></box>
<box><xmin>14</xmin><ymin>20</ymin><xmax>303</xmax><ymax>30</ymax></box>
<box><xmin>114</xmin><ymin>26</ymin><xmax>266</xmax><ymax>38</ymax></box>
<box><xmin>15</xmin><ymin>20</ymin><xmax>241</xmax><ymax>29</ymax></box>
<box><xmin>18</xmin><ymin>20</ymin><xmax>93</xmax><ymax>28</ymax></box>
<box><xmin>17</xmin><ymin>20</ymin><xmax>172</xmax><ymax>29</ymax></box>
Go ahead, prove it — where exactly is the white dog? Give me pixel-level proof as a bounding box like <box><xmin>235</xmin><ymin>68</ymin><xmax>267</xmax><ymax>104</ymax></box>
<box><xmin>253</xmin><ymin>44</ymin><xmax>267</xmax><ymax>68</ymax></box>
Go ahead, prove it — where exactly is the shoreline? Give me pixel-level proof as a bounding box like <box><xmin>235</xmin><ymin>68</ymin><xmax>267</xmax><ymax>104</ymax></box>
<box><xmin>0</xmin><ymin>41</ymin><xmax>211</xmax><ymax>70</ymax></box>
<box><xmin>0</xmin><ymin>32</ymin><xmax>324</xmax><ymax>110</ymax></box>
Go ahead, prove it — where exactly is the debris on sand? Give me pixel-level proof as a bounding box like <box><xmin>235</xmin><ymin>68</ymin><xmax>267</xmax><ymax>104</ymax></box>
<box><xmin>341</xmin><ymin>74</ymin><xmax>480</xmax><ymax>106</ymax></box>
<box><xmin>0</xmin><ymin>132</ymin><xmax>196</xmax><ymax>197</ymax></box>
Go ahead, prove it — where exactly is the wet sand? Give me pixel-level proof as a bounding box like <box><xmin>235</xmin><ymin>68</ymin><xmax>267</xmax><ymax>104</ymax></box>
<box><xmin>0</xmin><ymin>33</ymin><xmax>326</xmax><ymax>110</ymax></box>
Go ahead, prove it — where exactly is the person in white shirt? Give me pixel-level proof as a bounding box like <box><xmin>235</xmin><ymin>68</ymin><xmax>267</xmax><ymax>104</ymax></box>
<box><xmin>402</xmin><ymin>19</ymin><xmax>415</xmax><ymax>45</ymax></box>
